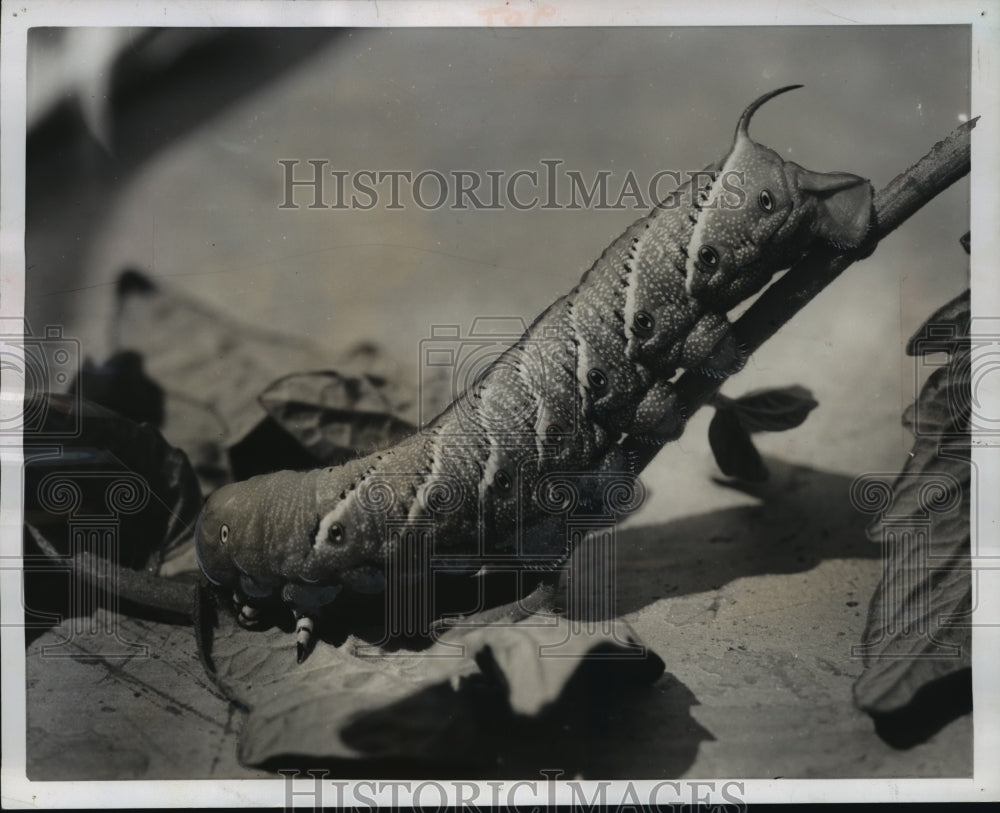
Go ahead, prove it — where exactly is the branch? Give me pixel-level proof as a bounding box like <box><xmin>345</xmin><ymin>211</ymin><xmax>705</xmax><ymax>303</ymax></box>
<box><xmin>26</xmin><ymin>523</ymin><xmax>196</xmax><ymax>621</ymax></box>
<box><xmin>623</xmin><ymin>118</ymin><xmax>977</xmax><ymax>472</ymax></box>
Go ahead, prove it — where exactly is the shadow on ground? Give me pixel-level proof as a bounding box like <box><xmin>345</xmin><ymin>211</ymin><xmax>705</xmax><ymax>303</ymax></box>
<box><xmin>566</xmin><ymin>457</ymin><xmax>880</xmax><ymax>621</ymax></box>
<box><xmin>251</xmin><ymin>668</ymin><xmax>709</xmax><ymax>781</ymax></box>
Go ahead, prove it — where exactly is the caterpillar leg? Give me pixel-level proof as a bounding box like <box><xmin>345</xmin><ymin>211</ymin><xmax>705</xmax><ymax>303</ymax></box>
<box><xmin>232</xmin><ymin>589</ymin><xmax>266</xmax><ymax>630</ymax></box>
<box><xmin>281</xmin><ymin>582</ymin><xmax>344</xmax><ymax>663</ymax></box>
<box><xmin>231</xmin><ymin>572</ymin><xmax>276</xmax><ymax>628</ymax></box>
<box><xmin>630</xmin><ymin>379</ymin><xmax>686</xmax><ymax>443</ymax></box>
<box><xmin>294</xmin><ymin>611</ymin><xmax>315</xmax><ymax>664</ymax></box>
<box><xmin>681</xmin><ymin>312</ymin><xmax>746</xmax><ymax>379</ymax></box>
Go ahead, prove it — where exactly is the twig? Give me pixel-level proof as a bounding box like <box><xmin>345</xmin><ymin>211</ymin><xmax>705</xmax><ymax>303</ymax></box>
<box><xmin>25</xmin><ymin>523</ymin><xmax>196</xmax><ymax>620</ymax></box>
<box><xmin>622</xmin><ymin>118</ymin><xmax>977</xmax><ymax>472</ymax></box>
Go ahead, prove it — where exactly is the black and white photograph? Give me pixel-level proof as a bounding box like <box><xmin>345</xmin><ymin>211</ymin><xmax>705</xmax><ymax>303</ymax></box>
<box><xmin>1</xmin><ymin>1</ymin><xmax>997</xmax><ymax>807</ymax></box>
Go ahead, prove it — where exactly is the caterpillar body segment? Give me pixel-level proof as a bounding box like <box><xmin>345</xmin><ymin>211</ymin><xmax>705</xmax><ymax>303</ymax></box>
<box><xmin>195</xmin><ymin>86</ymin><xmax>873</xmax><ymax>661</ymax></box>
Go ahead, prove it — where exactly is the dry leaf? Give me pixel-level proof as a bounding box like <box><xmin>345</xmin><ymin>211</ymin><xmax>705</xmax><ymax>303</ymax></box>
<box><xmin>198</xmin><ymin>586</ymin><xmax>663</xmax><ymax>767</ymax></box>
<box><xmin>708</xmin><ymin>386</ymin><xmax>818</xmax><ymax>482</ymax></box>
<box><xmin>853</xmin><ymin>290</ymin><xmax>971</xmax><ymax>718</ymax></box>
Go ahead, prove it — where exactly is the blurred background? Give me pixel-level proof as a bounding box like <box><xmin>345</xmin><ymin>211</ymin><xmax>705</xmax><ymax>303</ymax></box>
<box><xmin>25</xmin><ymin>26</ymin><xmax>970</xmax><ymax>501</ymax></box>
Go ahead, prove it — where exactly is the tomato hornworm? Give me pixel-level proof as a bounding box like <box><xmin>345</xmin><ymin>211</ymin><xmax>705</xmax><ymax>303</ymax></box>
<box><xmin>195</xmin><ymin>86</ymin><xmax>873</xmax><ymax>662</ymax></box>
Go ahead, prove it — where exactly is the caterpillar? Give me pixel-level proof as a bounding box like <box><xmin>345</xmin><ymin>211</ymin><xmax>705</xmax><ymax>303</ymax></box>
<box><xmin>195</xmin><ymin>86</ymin><xmax>873</xmax><ymax>662</ymax></box>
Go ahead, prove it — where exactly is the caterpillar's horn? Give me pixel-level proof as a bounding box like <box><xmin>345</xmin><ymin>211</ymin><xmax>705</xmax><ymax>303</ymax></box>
<box><xmin>735</xmin><ymin>84</ymin><xmax>804</xmax><ymax>142</ymax></box>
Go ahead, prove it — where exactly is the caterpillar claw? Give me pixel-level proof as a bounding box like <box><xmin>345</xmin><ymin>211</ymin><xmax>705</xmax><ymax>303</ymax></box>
<box><xmin>236</xmin><ymin>602</ymin><xmax>265</xmax><ymax>630</ymax></box>
<box><xmin>730</xmin><ymin>341</ymin><xmax>749</xmax><ymax>373</ymax></box>
<box><xmin>295</xmin><ymin>613</ymin><xmax>315</xmax><ymax>663</ymax></box>
<box><xmin>231</xmin><ymin>589</ymin><xmax>266</xmax><ymax>630</ymax></box>
<box><xmin>698</xmin><ymin>366</ymin><xmax>728</xmax><ymax>381</ymax></box>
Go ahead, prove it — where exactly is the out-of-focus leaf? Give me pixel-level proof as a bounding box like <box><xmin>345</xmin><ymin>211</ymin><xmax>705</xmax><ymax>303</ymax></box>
<box><xmin>22</xmin><ymin>394</ymin><xmax>203</xmax><ymax>630</ymax></box>
<box><xmin>904</xmin><ymin>289</ymin><xmax>970</xmax><ymax>358</ymax></box>
<box><xmin>199</xmin><ymin>587</ymin><xmax>663</xmax><ymax>766</ymax></box>
<box><xmin>720</xmin><ymin>385</ymin><xmax>819</xmax><ymax>433</ymax></box>
<box><xmin>111</xmin><ymin>269</ymin><xmax>416</xmax><ymax>483</ymax></box>
<box><xmin>69</xmin><ymin>350</ymin><xmax>165</xmax><ymax>427</ymax></box>
<box><xmin>708</xmin><ymin>386</ymin><xmax>817</xmax><ymax>482</ymax></box>
<box><xmin>258</xmin><ymin>371</ymin><xmax>416</xmax><ymax>464</ymax></box>
<box><xmin>158</xmin><ymin>394</ymin><xmax>231</xmax><ymax>495</ymax></box>
<box><xmin>113</xmin><ymin>268</ymin><xmax>338</xmax><ymax>451</ymax></box>
<box><xmin>900</xmin><ymin>347</ymin><xmax>970</xmax><ymax>440</ymax></box>
<box><xmin>24</xmin><ymin>394</ymin><xmax>202</xmax><ymax>564</ymax></box>
<box><xmin>853</xmin><ymin>537</ymin><xmax>970</xmax><ymax>715</ymax></box>
<box><xmin>708</xmin><ymin>407</ymin><xmax>768</xmax><ymax>482</ymax></box>
<box><xmin>854</xmin><ymin>290</ymin><xmax>971</xmax><ymax>718</ymax></box>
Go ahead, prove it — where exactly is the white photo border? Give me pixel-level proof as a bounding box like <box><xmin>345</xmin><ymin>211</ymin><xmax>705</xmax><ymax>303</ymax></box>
<box><xmin>2</xmin><ymin>0</ymin><xmax>997</xmax><ymax>807</ymax></box>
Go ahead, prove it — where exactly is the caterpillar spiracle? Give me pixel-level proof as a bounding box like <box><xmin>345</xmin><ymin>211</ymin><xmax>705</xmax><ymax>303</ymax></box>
<box><xmin>195</xmin><ymin>86</ymin><xmax>873</xmax><ymax>662</ymax></box>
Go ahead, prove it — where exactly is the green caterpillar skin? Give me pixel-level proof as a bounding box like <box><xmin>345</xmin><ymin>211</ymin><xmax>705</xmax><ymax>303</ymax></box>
<box><xmin>196</xmin><ymin>86</ymin><xmax>872</xmax><ymax>660</ymax></box>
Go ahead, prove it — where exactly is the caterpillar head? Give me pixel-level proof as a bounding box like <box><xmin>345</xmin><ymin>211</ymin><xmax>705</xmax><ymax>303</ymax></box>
<box><xmin>684</xmin><ymin>85</ymin><xmax>873</xmax><ymax>312</ymax></box>
<box><xmin>195</xmin><ymin>466</ymin><xmax>371</xmax><ymax>589</ymax></box>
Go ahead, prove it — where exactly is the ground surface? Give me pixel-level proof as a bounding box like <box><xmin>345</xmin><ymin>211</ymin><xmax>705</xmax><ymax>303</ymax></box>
<box><xmin>25</xmin><ymin>455</ymin><xmax>972</xmax><ymax>779</ymax></box>
<box><xmin>21</xmin><ymin>27</ymin><xmax>972</xmax><ymax>781</ymax></box>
